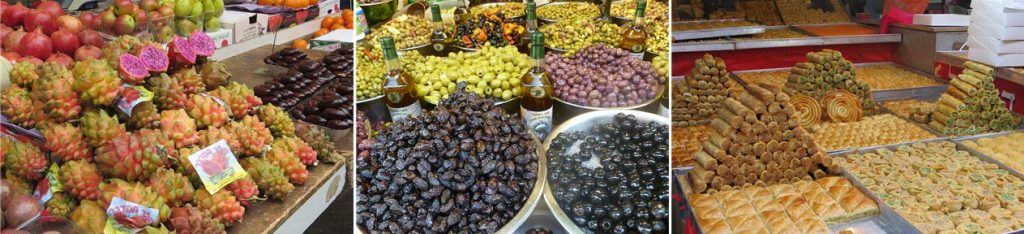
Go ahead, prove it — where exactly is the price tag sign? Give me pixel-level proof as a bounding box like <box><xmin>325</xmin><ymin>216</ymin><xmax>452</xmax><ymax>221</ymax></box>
<box><xmin>104</xmin><ymin>197</ymin><xmax>160</xmax><ymax>234</ymax></box>
<box><xmin>116</xmin><ymin>85</ymin><xmax>154</xmax><ymax>117</ymax></box>
<box><xmin>188</xmin><ymin>140</ymin><xmax>247</xmax><ymax>194</ymax></box>
<box><xmin>34</xmin><ymin>164</ymin><xmax>62</xmax><ymax>204</ymax></box>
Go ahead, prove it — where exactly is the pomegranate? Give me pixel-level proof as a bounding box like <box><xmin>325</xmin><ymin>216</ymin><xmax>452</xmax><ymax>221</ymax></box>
<box><xmin>2</xmin><ymin>3</ymin><xmax>29</xmax><ymax>28</ymax></box>
<box><xmin>46</xmin><ymin>53</ymin><xmax>73</xmax><ymax>67</ymax></box>
<box><xmin>3</xmin><ymin>194</ymin><xmax>41</xmax><ymax>228</ymax></box>
<box><xmin>35</xmin><ymin>0</ymin><xmax>64</xmax><ymax>17</ymax></box>
<box><xmin>17</xmin><ymin>56</ymin><xmax>43</xmax><ymax>64</ymax></box>
<box><xmin>78</xmin><ymin>29</ymin><xmax>103</xmax><ymax>47</ymax></box>
<box><xmin>18</xmin><ymin>29</ymin><xmax>52</xmax><ymax>60</ymax></box>
<box><xmin>3</xmin><ymin>29</ymin><xmax>26</xmax><ymax>52</ymax></box>
<box><xmin>56</xmin><ymin>15</ymin><xmax>85</xmax><ymax>33</ymax></box>
<box><xmin>50</xmin><ymin>29</ymin><xmax>80</xmax><ymax>55</ymax></box>
<box><xmin>23</xmin><ymin>10</ymin><xmax>58</xmax><ymax>35</ymax></box>
<box><xmin>74</xmin><ymin>45</ymin><xmax>102</xmax><ymax>60</ymax></box>
<box><xmin>1</xmin><ymin>51</ymin><xmax>20</xmax><ymax>60</ymax></box>
<box><xmin>78</xmin><ymin>12</ymin><xmax>101</xmax><ymax>30</ymax></box>
<box><xmin>0</xmin><ymin>25</ymin><xmax>11</xmax><ymax>42</ymax></box>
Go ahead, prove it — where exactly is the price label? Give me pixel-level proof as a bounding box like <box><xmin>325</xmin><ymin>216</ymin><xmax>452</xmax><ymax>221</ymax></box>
<box><xmin>188</xmin><ymin>140</ymin><xmax>247</xmax><ymax>194</ymax></box>
<box><xmin>116</xmin><ymin>85</ymin><xmax>154</xmax><ymax>117</ymax></box>
<box><xmin>34</xmin><ymin>164</ymin><xmax>62</xmax><ymax>204</ymax></box>
<box><xmin>104</xmin><ymin>197</ymin><xmax>160</xmax><ymax>233</ymax></box>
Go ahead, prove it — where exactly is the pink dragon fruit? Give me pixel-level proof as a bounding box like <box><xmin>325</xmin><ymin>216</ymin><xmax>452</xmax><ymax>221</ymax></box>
<box><xmin>118</xmin><ymin>53</ymin><xmax>149</xmax><ymax>84</ymax></box>
<box><xmin>138</xmin><ymin>45</ymin><xmax>169</xmax><ymax>73</ymax></box>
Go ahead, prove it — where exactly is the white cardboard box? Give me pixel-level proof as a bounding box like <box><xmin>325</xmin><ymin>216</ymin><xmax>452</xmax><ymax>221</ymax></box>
<box><xmin>220</xmin><ymin>10</ymin><xmax>269</xmax><ymax>43</ymax></box>
<box><xmin>971</xmin><ymin>1</ymin><xmax>1024</xmax><ymax>27</ymax></box>
<box><xmin>205</xmin><ymin>28</ymin><xmax>233</xmax><ymax>48</ymax></box>
<box><xmin>968</xmin><ymin>24</ymin><xmax>1024</xmax><ymax>40</ymax></box>
<box><xmin>913</xmin><ymin>14</ymin><xmax>969</xmax><ymax>26</ymax></box>
<box><xmin>311</xmin><ymin>29</ymin><xmax>354</xmax><ymax>50</ymax></box>
<box><xmin>319</xmin><ymin>0</ymin><xmax>342</xmax><ymax>16</ymax></box>
<box><xmin>969</xmin><ymin>35</ymin><xmax>1024</xmax><ymax>54</ymax></box>
<box><xmin>968</xmin><ymin>49</ymin><xmax>1024</xmax><ymax>67</ymax></box>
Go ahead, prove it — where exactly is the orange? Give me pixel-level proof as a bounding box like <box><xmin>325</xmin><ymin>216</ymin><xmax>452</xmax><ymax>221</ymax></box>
<box><xmin>292</xmin><ymin>39</ymin><xmax>308</xmax><ymax>49</ymax></box>
<box><xmin>283</xmin><ymin>0</ymin><xmax>306</xmax><ymax>8</ymax></box>
<box><xmin>321</xmin><ymin>17</ymin><xmax>337</xmax><ymax>29</ymax></box>
<box><xmin>308</xmin><ymin>0</ymin><xmax>318</xmax><ymax>6</ymax></box>
<box><xmin>342</xmin><ymin>9</ymin><xmax>353</xmax><ymax>23</ymax></box>
<box><xmin>257</xmin><ymin>0</ymin><xmax>275</xmax><ymax>6</ymax></box>
<box><xmin>314</xmin><ymin>28</ymin><xmax>329</xmax><ymax>37</ymax></box>
<box><xmin>330</xmin><ymin>24</ymin><xmax>345</xmax><ymax>30</ymax></box>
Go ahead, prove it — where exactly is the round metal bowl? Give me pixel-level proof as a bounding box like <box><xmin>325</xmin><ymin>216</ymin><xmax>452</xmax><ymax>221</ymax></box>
<box><xmin>536</xmin><ymin>1</ymin><xmax>600</xmax><ymax>25</ymax></box>
<box><xmin>398</xmin><ymin>43</ymin><xmax>431</xmax><ymax>54</ymax></box>
<box><xmin>541</xmin><ymin>110</ymin><xmax>669</xmax><ymax>233</ymax></box>
<box><xmin>471</xmin><ymin>2</ymin><xmax>527</xmax><ymax>19</ymax></box>
<box><xmin>360</xmin><ymin>0</ymin><xmax>398</xmax><ymax>26</ymax></box>
<box><xmin>552</xmin><ymin>85</ymin><xmax>665</xmax><ymax>123</ymax></box>
<box><xmin>356</xmin><ymin>129</ymin><xmax>547</xmax><ymax>233</ymax></box>
<box><xmin>546</xmin><ymin>46</ymin><xmax>568</xmax><ymax>55</ymax></box>
<box><xmin>355</xmin><ymin>95</ymin><xmax>390</xmax><ymax>123</ymax></box>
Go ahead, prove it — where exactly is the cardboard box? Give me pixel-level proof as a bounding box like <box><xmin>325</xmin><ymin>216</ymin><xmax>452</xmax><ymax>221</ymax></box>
<box><xmin>266</xmin><ymin>7</ymin><xmax>321</xmax><ymax>32</ymax></box>
<box><xmin>968</xmin><ymin>49</ymin><xmax>1024</xmax><ymax>67</ymax></box>
<box><xmin>968</xmin><ymin>24</ymin><xmax>1024</xmax><ymax>41</ymax></box>
<box><xmin>220</xmin><ymin>10</ymin><xmax>269</xmax><ymax>43</ymax></box>
<box><xmin>969</xmin><ymin>35</ymin><xmax>1024</xmax><ymax>54</ymax></box>
<box><xmin>205</xmin><ymin>28</ymin><xmax>233</xmax><ymax>48</ymax></box>
<box><xmin>310</xmin><ymin>29</ymin><xmax>354</xmax><ymax>50</ymax></box>
<box><xmin>913</xmin><ymin>14</ymin><xmax>969</xmax><ymax>26</ymax></box>
<box><xmin>319</xmin><ymin>0</ymin><xmax>342</xmax><ymax>16</ymax></box>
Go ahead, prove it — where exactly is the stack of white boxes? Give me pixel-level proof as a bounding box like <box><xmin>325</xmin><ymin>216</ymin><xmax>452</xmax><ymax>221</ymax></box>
<box><xmin>967</xmin><ymin>0</ymin><xmax>1024</xmax><ymax>67</ymax></box>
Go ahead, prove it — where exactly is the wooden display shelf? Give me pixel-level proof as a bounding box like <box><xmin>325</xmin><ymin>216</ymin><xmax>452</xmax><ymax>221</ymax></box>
<box><xmin>219</xmin><ymin>44</ymin><xmax>353</xmax><ymax>234</ymax></box>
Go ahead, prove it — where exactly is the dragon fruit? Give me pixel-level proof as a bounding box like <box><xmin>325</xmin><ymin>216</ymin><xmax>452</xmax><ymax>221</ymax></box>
<box><xmin>189</xmin><ymin>31</ymin><xmax>216</xmax><ymax>58</ymax></box>
<box><xmin>275</xmin><ymin>136</ymin><xmax>317</xmax><ymax>166</ymax></box>
<box><xmin>199</xmin><ymin>60</ymin><xmax>230</xmax><ymax>90</ymax></box>
<box><xmin>3</xmin><ymin>140</ymin><xmax>48</xmax><ymax>181</ymax></box>
<box><xmin>240</xmin><ymin>157</ymin><xmax>293</xmax><ymax>200</ymax></box>
<box><xmin>5</xmin><ymin>170</ymin><xmax>36</xmax><ymax>195</ymax></box>
<box><xmin>136</xmin><ymin>128</ymin><xmax>178</xmax><ymax>159</ymax></box>
<box><xmin>80</xmin><ymin>109</ymin><xmax>128</xmax><ymax>147</ymax></box>
<box><xmin>138</xmin><ymin>45</ymin><xmax>169</xmax><ymax>73</ymax></box>
<box><xmin>197</xmin><ymin>126</ymin><xmax>240</xmax><ymax>153</ymax></box>
<box><xmin>147</xmin><ymin>168</ymin><xmax>195</xmax><ymax>207</ymax></box>
<box><xmin>32</xmin><ymin>73</ymin><xmax>81</xmax><ymax>122</ymax></box>
<box><xmin>194</xmin><ymin>189</ymin><xmax>245</xmax><ymax>226</ymax></box>
<box><xmin>266</xmin><ymin>140</ymin><xmax>308</xmax><ymax>185</ymax></box>
<box><xmin>95</xmin><ymin>133</ymin><xmax>165</xmax><ymax>182</ymax></box>
<box><xmin>227</xmin><ymin>116</ymin><xmax>272</xmax><ymax>156</ymax></box>
<box><xmin>174</xmin><ymin>67</ymin><xmax>205</xmax><ymax>94</ymax></box>
<box><xmin>296</xmin><ymin>123</ymin><xmax>345</xmax><ymax>163</ymax></box>
<box><xmin>41</xmin><ymin>123</ymin><xmax>92</xmax><ymax>162</ymax></box>
<box><xmin>209</xmin><ymin>82</ymin><xmax>262</xmax><ymax>118</ymax></box>
<box><xmin>0</xmin><ymin>137</ymin><xmax>9</xmax><ymax>164</ymax></box>
<box><xmin>185</xmin><ymin>94</ymin><xmax>229</xmax><ymax>128</ymax></box>
<box><xmin>71</xmin><ymin>200</ymin><xmax>107</xmax><ymax>233</ymax></box>
<box><xmin>72</xmin><ymin>59</ymin><xmax>122</xmax><ymax>106</ymax></box>
<box><xmin>60</xmin><ymin>160</ymin><xmax>104</xmax><ymax>200</ymax></box>
<box><xmin>147</xmin><ymin>73</ymin><xmax>188</xmax><ymax>110</ymax></box>
<box><xmin>102</xmin><ymin>35</ymin><xmax>145</xmax><ymax>66</ymax></box>
<box><xmin>122</xmin><ymin>101</ymin><xmax>161</xmax><ymax>129</ymax></box>
<box><xmin>224</xmin><ymin>176</ymin><xmax>260</xmax><ymax>207</ymax></box>
<box><xmin>10</xmin><ymin>62</ymin><xmax>40</xmax><ymax>87</ymax></box>
<box><xmin>175</xmin><ymin>146</ymin><xmax>202</xmax><ymax>183</ymax></box>
<box><xmin>257</xmin><ymin>104</ymin><xmax>295</xmax><ymax>138</ymax></box>
<box><xmin>0</xmin><ymin>85</ymin><xmax>41</xmax><ymax>129</ymax></box>
<box><xmin>99</xmin><ymin>179</ymin><xmax>172</xmax><ymax>223</ymax></box>
<box><xmin>118</xmin><ymin>53</ymin><xmax>149</xmax><ymax>84</ymax></box>
<box><xmin>169</xmin><ymin>36</ymin><xmax>197</xmax><ymax>67</ymax></box>
<box><xmin>169</xmin><ymin>204</ymin><xmax>226</xmax><ymax>234</ymax></box>
<box><xmin>45</xmin><ymin>192</ymin><xmax>79</xmax><ymax>218</ymax></box>
<box><xmin>160</xmin><ymin>109</ymin><xmax>200</xmax><ymax>148</ymax></box>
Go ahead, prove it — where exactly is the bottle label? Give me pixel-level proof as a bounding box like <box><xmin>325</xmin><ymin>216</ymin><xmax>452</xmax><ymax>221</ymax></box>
<box><xmin>629</xmin><ymin>44</ymin><xmax>645</xmax><ymax>60</ymax></box>
<box><xmin>389</xmin><ymin>101</ymin><xmax>422</xmax><ymax>123</ymax></box>
<box><xmin>629</xmin><ymin>52</ymin><xmax>644</xmax><ymax>60</ymax></box>
<box><xmin>433</xmin><ymin>43</ymin><xmax>445</xmax><ymax>52</ymax></box>
<box><xmin>521</xmin><ymin>107</ymin><xmax>552</xmax><ymax>140</ymax></box>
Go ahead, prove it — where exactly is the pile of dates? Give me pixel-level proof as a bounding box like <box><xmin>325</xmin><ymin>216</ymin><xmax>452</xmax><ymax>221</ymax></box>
<box><xmin>290</xmin><ymin>78</ymin><xmax>353</xmax><ymax>129</ymax></box>
<box><xmin>254</xmin><ymin>60</ymin><xmax>333</xmax><ymax>109</ymax></box>
<box><xmin>357</xmin><ymin>83</ymin><xmax>538</xmax><ymax>233</ymax></box>
<box><xmin>547</xmin><ymin>113</ymin><xmax>669</xmax><ymax>233</ymax></box>
<box><xmin>264</xmin><ymin>47</ymin><xmax>310</xmax><ymax>68</ymax></box>
<box><xmin>323</xmin><ymin>48</ymin><xmax>354</xmax><ymax>76</ymax></box>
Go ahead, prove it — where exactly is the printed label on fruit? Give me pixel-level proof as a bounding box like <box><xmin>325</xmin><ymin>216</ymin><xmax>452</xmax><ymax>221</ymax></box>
<box><xmin>34</xmin><ymin>165</ymin><xmax>58</xmax><ymax>204</ymax></box>
<box><xmin>116</xmin><ymin>85</ymin><xmax>154</xmax><ymax>118</ymax></box>
<box><xmin>521</xmin><ymin>107</ymin><xmax>552</xmax><ymax>140</ymax></box>
<box><xmin>104</xmin><ymin>197</ymin><xmax>160</xmax><ymax>233</ymax></box>
<box><xmin>188</xmin><ymin>140</ymin><xmax>248</xmax><ymax>194</ymax></box>
<box><xmin>388</xmin><ymin>101</ymin><xmax>423</xmax><ymax>123</ymax></box>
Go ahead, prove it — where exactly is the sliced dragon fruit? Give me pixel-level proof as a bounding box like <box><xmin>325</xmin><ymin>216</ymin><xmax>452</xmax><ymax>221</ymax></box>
<box><xmin>118</xmin><ymin>53</ymin><xmax>149</xmax><ymax>84</ymax></box>
<box><xmin>168</xmin><ymin>36</ymin><xmax>197</xmax><ymax>67</ymax></box>
<box><xmin>188</xmin><ymin>31</ymin><xmax>215</xmax><ymax>57</ymax></box>
<box><xmin>137</xmin><ymin>45</ymin><xmax>169</xmax><ymax>73</ymax></box>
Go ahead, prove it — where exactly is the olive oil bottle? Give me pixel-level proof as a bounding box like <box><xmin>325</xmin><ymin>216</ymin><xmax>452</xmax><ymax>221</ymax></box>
<box><xmin>380</xmin><ymin>36</ymin><xmax>422</xmax><ymax>122</ymax></box>
<box><xmin>519</xmin><ymin>0</ymin><xmax>539</xmax><ymax>53</ymax></box>
<box><xmin>520</xmin><ymin>32</ymin><xmax>553</xmax><ymax>140</ymax></box>
<box><xmin>619</xmin><ymin>0</ymin><xmax>648</xmax><ymax>60</ymax></box>
<box><xmin>426</xmin><ymin>3</ymin><xmax>452</xmax><ymax>56</ymax></box>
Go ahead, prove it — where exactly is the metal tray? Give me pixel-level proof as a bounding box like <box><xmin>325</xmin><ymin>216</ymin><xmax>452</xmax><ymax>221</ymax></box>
<box><xmin>536</xmin><ymin>1</ymin><xmax>600</xmax><ymax>24</ymax></box>
<box><xmin>671</xmin><ymin>40</ymin><xmax>735</xmax><ymax>52</ymax></box>
<box><xmin>729</xmin><ymin>62</ymin><xmax>947</xmax><ymax>96</ymax></box>
<box><xmin>952</xmin><ymin>129</ymin><xmax>1023</xmax><ymax>142</ymax></box>
<box><xmin>672</xmin><ymin>19</ymin><xmax>766</xmax><ymax>41</ymax></box>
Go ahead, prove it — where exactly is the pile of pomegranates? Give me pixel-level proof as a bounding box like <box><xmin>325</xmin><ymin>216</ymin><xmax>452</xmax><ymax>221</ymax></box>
<box><xmin>1</xmin><ymin>0</ymin><xmax>104</xmax><ymax>65</ymax></box>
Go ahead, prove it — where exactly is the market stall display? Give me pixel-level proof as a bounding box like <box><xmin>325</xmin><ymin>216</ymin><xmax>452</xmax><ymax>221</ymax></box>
<box><xmin>782</xmin><ymin>49</ymin><xmax>879</xmax><ymax>120</ymax></box>
<box><xmin>796</xmin><ymin>24</ymin><xmax>877</xmax><ymax>37</ymax></box>
<box><xmin>690</xmin><ymin>176</ymin><xmax>878</xmax><ymax>233</ymax></box>
<box><xmin>808</xmin><ymin>114</ymin><xmax>936</xmax><ymax>152</ymax></box>
<box><xmin>453</xmin><ymin>10</ymin><xmax>527</xmax><ymax>49</ymax></box>
<box><xmin>882</xmin><ymin>99</ymin><xmax>935</xmax><ymax>124</ymax></box>
<box><xmin>671</xmin><ymin>125</ymin><xmax>711</xmax><ymax>168</ymax></box>
<box><xmin>365</xmin><ymin>14</ymin><xmax>432</xmax><ymax>50</ymax></box>
<box><xmin>928</xmin><ymin>61</ymin><xmax>1020</xmax><ymax>136</ymax></box>
<box><xmin>671</xmin><ymin>20</ymin><xmax>758</xmax><ymax>31</ymax></box>
<box><xmin>776</xmin><ymin>0</ymin><xmax>849</xmax><ymax>25</ymax></box>
<box><xmin>737</xmin><ymin>64</ymin><xmax>942</xmax><ymax>91</ymax></box>
<box><xmin>356</xmin><ymin>84</ymin><xmax>540</xmax><ymax>233</ymax></box>
<box><xmin>402</xmin><ymin>45</ymin><xmax>530</xmax><ymax>104</ymax></box>
<box><xmin>540</xmin><ymin>19</ymin><xmax>621</xmax><ymax>55</ymax></box>
<box><xmin>545</xmin><ymin>44</ymin><xmax>663</xmax><ymax>108</ymax></box>
<box><xmin>835</xmin><ymin>141</ymin><xmax>1024</xmax><ymax>234</ymax></box>
<box><xmin>961</xmin><ymin>132</ymin><xmax>1024</xmax><ymax>173</ymax></box>
<box><xmin>611</xmin><ymin>0</ymin><xmax>668</xmax><ymax>24</ymax></box>
<box><xmin>536</xmin><ymin>2</ymin><xmax>599</xmax><ymax>23</ymax></box>
<box><xmin>672</xmin><ymin>54</ymin><xmax>733</xmax><ymax>128</ymax></box>
<box><xmin>471</xmin><ymin>2</ymin><xmax>526</xmax><ymax>18</ymax></box>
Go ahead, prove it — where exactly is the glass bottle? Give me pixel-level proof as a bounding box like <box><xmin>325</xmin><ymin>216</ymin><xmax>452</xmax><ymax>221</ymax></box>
<box><xmin>619</xmin><ymin>0</ymin><xmax>648</xmax><ymax>60</ymax></box>
<box><xmin>426</xmin><ymin>3</ymin><xmax>452</xmax><ymax>56</ymax></box>
<box><xmin>520</xmin><ymin>32</ymin><xmax>553</xmax><ymax>140</ymax></box>
<box><xmin>519</xmin><ymin>0</ymin><xmax>539</xmax><ymax>53</ymax></box>
<box><xmin>380</xmin><ymin>36</ymin><xmax>422</xmax><ymax>123</ymax></box>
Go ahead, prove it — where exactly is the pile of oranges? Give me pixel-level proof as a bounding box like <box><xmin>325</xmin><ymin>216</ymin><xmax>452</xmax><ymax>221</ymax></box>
<box><xmin>314</xmin><ymin>9</ymin><xmax>355</xmax><ymax>37</ymax></box>
<box><xmin>258</xmin><ymin>0</ymin><xmax>318</xmax><ymax>9</ymax></box>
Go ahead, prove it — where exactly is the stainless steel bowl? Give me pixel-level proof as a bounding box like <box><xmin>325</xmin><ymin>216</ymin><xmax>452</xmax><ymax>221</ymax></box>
<box><xmin>536</xmin><ymin>1</ymin><xmax>599</xmax><ymax>25</ymax></box>
<box><xmin>541</xmin><ymin>110</ymin><xmax>669</xmax><ymax>233</ymax></box>
<box><xmin>398</xmin><ymin>43</ymin><xmax>430</xmax><ymax>54</ymax></box>
<box><xmin>356</xmin><ymin>129</ymin><xmax>547</xmax><ymax>233</ymax></box>
<box><xmin>552</xmin><ymin>85</ymin><xmax>665</xmax><ymax>123</ymax></box>
<box><xmin>471</xmin><ymin>2</ymin><xmax>527</xmax><ymax>19</ymax></box>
